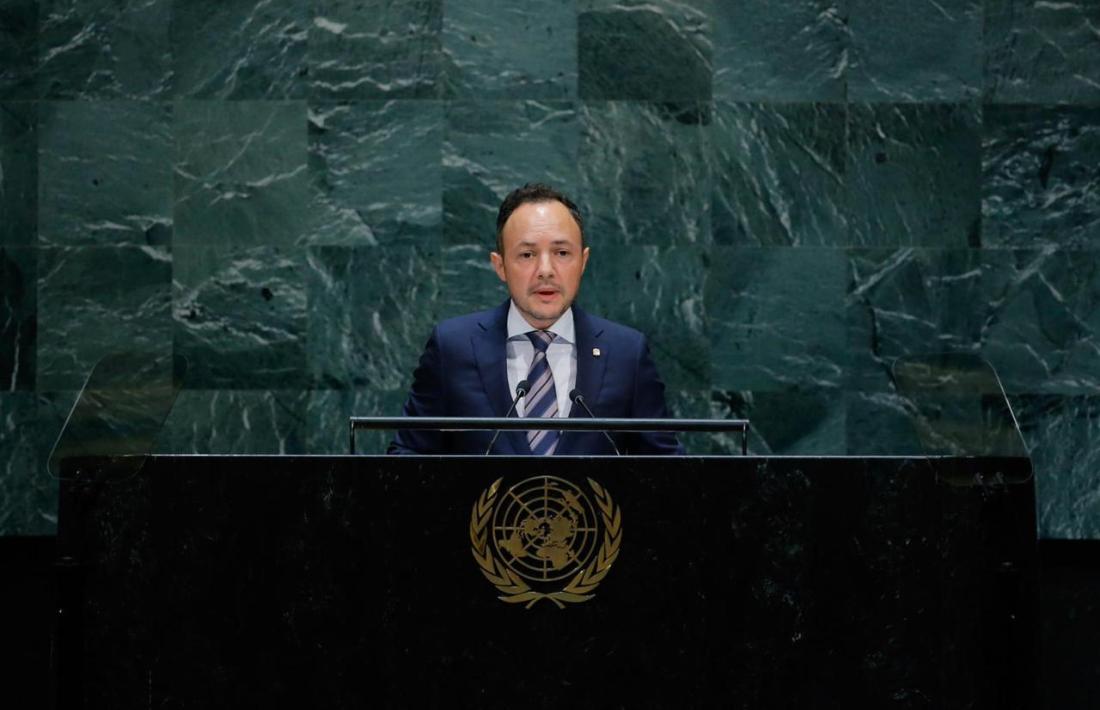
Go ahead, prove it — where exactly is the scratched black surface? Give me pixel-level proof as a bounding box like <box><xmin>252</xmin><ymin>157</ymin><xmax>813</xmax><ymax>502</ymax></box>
<box><xmin>57</xmin><ymin>455</ymin><xmax>1036</xmax><ymax>708</ymax></box>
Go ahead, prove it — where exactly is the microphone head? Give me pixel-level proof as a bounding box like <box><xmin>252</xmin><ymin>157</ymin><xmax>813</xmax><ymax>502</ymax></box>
<box><xmin>516</xmin><ymin>379</ymin><xmax>531</xmax><ymax>396</ymax></box>
<box><xmin>568</xmin><ymin>388</ymin><xmax>582</xmax><ymax>402</ymax></box>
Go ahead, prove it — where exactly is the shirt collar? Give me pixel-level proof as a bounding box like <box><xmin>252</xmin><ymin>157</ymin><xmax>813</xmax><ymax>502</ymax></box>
<box><xmin>506</xmin><ymin>300</ymin><xmax>575</xmax><ymax>344</ymax></box>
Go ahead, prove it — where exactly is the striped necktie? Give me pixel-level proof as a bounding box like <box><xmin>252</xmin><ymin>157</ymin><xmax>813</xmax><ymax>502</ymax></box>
<box><xmin>524</xmin><ymin>330</ymin><xmax>559</xmax><ymax>455</ymax></box>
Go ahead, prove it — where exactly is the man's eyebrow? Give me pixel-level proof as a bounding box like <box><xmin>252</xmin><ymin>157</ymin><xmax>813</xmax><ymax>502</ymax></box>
<box><xmin>514</xmin><ymin>239</ymin><xmax>575</xmax><ymax>247</ymax></box>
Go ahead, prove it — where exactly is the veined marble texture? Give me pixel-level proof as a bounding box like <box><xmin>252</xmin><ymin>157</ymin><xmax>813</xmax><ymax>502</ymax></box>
<box><xmin>444</xmin><ymin>100</ymin><xmax>580</xmax><ymax>244</ymax></box>
<box><xmin>0</xmin><ymin>0</ymin><xmax>37</xmax><ymax>99</ymax></box>
<box><xmin>442</xmin><ymin>0</ymin><xmax>577</xmax><ymax>99</ymax></box>
<box><xmin>37</xmin><ymin>245</ymin><xmax>172</xmax><ymax>391</ymax></box>
<box><xmin>1</xmin><ymin>1</ymin><xmax>1099</xmax><ymax>537</ymax></box>
<box><xmin>848</xmin><ymin>0</ymin><xmax>982</xmax><ymax>102</ymax></box>
<box><xmin>0</xmin><ymin>247</ymin><xmax>36</xmax><ymax>391</ymax></box>
<box><xmin>173</xmin><ymin>245</ymin><xmax>307</xmax><ymax>389</ymax></box>
<box><xmin>712</xmin><ymin>102</ymin><xmax>847</xmax><ymax>246</ymax></box>
<box><xmin>173</xmin><ymin>0</ymin><xmax>308</xmax><ymax>99</ymax></box>
<box><xmin>308</xmin><ymin>100</ymin><xmax>442</xmax><ymax>246</ymax></box>
<box><xmin>848</xmin><ymin>103</ymin><xmax>981</xmax><ymax>247</ymax></box>
<box><xmin>579</xmin><ymin>101</ymin><xmax>711</xmax><ymax>246</ymax></box>
<box><xmin>0</xmin><ymin>102</ymin><xmax>37</xmax><ymax>246</ymax></box>
<box><xmin>309</xmin><ymin>0</ymin><xmax>443</xmax><ymax>99</ymax></box>
<box><xmin>157</xmin><ymin>389</ymin><xmax>308</xmax><ymax>455</ymax></box>
<box><xmin>38</xmin><ymin>0</ymin><xmax>172</xmax><ymax>99</ymax></box>
<box><xmin>0</xmin><ymin>393</ymin><xmax>56</xmax><ymax>534</ymax></box>
<box><xmin>1015</xmin><ymin>395</ymin><xmax>1100</xmax><ymax>539</ymax></box>
<box><xmin>985</xmin><ymin>0</ymin><xmax>1100</xmax><ymax>104</ymax></box>
<box><xmin>306</xmin><ymin>245</ymin><xmax>439</xmax><ymax>391</ymax></box>
<box><xmin>38</xmin><ymin>100</ymin><xmax>173</xmax><ymax>247</ymax></box>
<box><xmin>579</xmin><ymin>0</ymin><xmax>712</xmax><ymax>101</ymax></box>
<box><xmin>983</xmin><ymin>105</ymin><xmax>1100</xmax><ymax>250</ymax></box>
<box><xmin>713</xmin><ymin>0</ymin><xmax>846</xmax><ymax>102</ymax></box>
<box><xmin>175</xmin><ymin>101</ymin><xmax>309</xmax><ymax>247</ymax></box>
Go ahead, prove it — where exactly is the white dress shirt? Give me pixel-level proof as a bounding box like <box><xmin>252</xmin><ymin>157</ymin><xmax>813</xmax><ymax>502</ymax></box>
<box><xmin>505</xmin><ymin>301</ymin><xmax>576</xmax><ymax>418</ymax></box>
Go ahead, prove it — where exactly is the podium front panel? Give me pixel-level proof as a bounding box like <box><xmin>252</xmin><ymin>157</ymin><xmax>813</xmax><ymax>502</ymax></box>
<box><xmin>57</xmin><ymin>455</ymin><xmax>1036</xmax><ymax>709</ymax></box>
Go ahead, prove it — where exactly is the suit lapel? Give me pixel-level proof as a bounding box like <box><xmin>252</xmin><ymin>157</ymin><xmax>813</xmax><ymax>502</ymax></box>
<box><xmin>473</xmin><ymin>301</ymin><xmax>528</xmax><ymax>455</ymax></box>
<box><xmin>560</xmin><ymin>306</ymin><xmax>607</xmax><ymax>455</ymax></box>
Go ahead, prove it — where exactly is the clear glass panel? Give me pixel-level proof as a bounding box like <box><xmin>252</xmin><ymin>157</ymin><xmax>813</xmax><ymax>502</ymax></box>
<box><xmin>891</xmin><ymin>353</ymin><xmax>1028</xmax><ymax>460</ymax></box>
<box><xmin>48</xmin><ymin>352</ymin><xmax>186</xmax><ymax>481</ymax></box>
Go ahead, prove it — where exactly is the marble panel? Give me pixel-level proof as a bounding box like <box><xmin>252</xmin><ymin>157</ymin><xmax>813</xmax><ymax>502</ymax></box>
<box><xmin>578</xmin><ymin>0</ymin><xmax>712</xmax><ymax>101</ymax></box>
<box><xmin>38</xmin><ymin>101</ymin><xmax>172</xmax><ymax>247</ymax></box>
<box><xmin>848</xmin><ymin>0</ymin><xmax>981</xmax><ymax>101</ymax></box>
<box><xmin>0</xmin><ymin>393</ymin><xmax>56</xmax><ymax>535</ymax></box>
<box><xmin>438</xmin><ymin>243</ymin><xmax>506</xmax><ymax>320</ymax></box>
<box><xmin>307</xmin><ymin>101</ymin><xmax>442</xmax><ymax>247</ymax></box>
<box><xmin>157</xmin><ymin>390</ymin><xmax>308</xmax><ymax>454</ymax></box>
<box><xmin>0</xmin><ymin>247</ymin><xmax>36</xmax><ymax>391</ymax></box>
<box><xmin>845</xmin><ymin>390</ymin><xmax>925</xmax><ymax>456</ymax></box>
<box><xmin>1014</xmin><ymin>395</ymin><xmax>1100</xmax><ymax>539</ymax></box>
<box><xmin>37</xmin><ymin>245</ymin><xmax>172</xmax><ymax>391</ymax></box>
<box><xmin>712</xmin><ymin>0</ymin><xmax>847</xmax><ymax>102</ymax></box>
<box><xmin>578</xmin><ymin>101</ymin><xmax>710</xmax><ymax>246</ymax></box>
<box><xmin>309</xmin><ymin>0</ymin><xmax>443</xmax><ymax>99</ymax></box>
<box><xmin>38</xmin><ymin>0</ymin><xmax>171</xmax><ymax>99</ymax></box>
<box><xmin>0</xmin><ymin>102</ymin><xmax>37</xmax><ymax>246</ymax></box>
<box><xmin>708</xmin><ymin>247</ymin><xmax>847</xmax><ymax>391</ymax></box>
<box><xmin>982</xmin><ymin>249</ymin><xmax>1100</xmax><ymax>395</ymax></box>
<box><xmin>710</xmin><ymin>387</ymin><xmax>847</xmax><ymax>456</ymax></box>
<box><xmin>581</xmin><ymin>245</ymin><xmax>709</xmax><ymax>393</ymax></box>
<box><xmin>174</xmin><ymin>101</ymin><xmax>308</xmax><ymax>247</ymax></box>
<box><xmin>306</xmin><ymin>245</ymin><xmax>440</xmax><ymax>391</ymax></box>
<box><xmin>0</xmin><ymin>0</ymin><xmax>36</xmax><ymax>98</ymax></box>
<box><xmin>307</xmin><ymin>388</ymin><xmax>408</xmax><ymax>455</ymax></box>
<box><xmin>442</xmin><ymin>0</ymin><xmax>576</xmax><ymax>99</ymax></box>
<box><xmin>712</xmin><ymin>102</ymin><xmax>847</xmax><ymax>246</ymax></box>
<box><xmin>172</xmin><ymin>0</ymin><xmax>307</xmax><ymax>99</ymax></box>
<box><xmin>174</xmin><ymin>245</ymin><xmax>306</xmax><ymax>389</ymax></box>
<box><xmin>985</xmin><ymin>0</ymin><xmax>1100</xmax><ymax>104</ymax></box>
<box><xmin>443</xmin><ymin>100</ymin><xmax>579</xmax><ymax>246</ymax></box>
<box><xmin>847</xmin><ymin>248</ymin><xmax>985</xmax><ymax>391</ymax></box>
<box><xmin>848</xmin><ymin>103</ymin><xmax>981</xmax><ymax>247</ymax></box>
<box><xmin>983</xmin><ymin>105</ymin><xmax>1100</xmax><ymax>250</ymax></box>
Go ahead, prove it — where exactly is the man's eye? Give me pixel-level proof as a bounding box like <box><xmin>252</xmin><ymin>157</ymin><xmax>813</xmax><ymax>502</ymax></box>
<box><xmin>519</xmin><ymin>252</ymin><xmax>533</xmax><ymax>259</ymax></box>
<box><xmin>557</xmin><ymin>250</ymin><xmax>571</xmax><ymax>257</ymax></box>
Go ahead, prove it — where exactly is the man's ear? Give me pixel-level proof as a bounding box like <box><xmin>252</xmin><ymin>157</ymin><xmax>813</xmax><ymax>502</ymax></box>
<box><xmin>581</xmin><ymin>246</ymin><xmax>590</xmax><ymax>273</ymax></box>
<box><xmin>490</xmin><ymin>251</ymin><xmax>507</xmax><ymax>283</ymax></box>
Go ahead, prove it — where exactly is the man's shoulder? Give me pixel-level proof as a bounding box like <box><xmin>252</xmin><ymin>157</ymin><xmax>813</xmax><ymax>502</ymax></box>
<box><xmin>433</xmin><ymin>304</ymin><xmax>505</xmax><ymax>340</ymax></box>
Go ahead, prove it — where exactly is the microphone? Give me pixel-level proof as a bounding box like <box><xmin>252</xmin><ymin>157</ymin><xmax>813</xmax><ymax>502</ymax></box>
<box><xmin>485</xmin><ymin>380</ymin><xmax>530</xmax><ymax>455</ymax></box>
<box><xmin>568</xmin><ymin>389</ymin><xmax>621</xmax><ymax>456</ymax></box>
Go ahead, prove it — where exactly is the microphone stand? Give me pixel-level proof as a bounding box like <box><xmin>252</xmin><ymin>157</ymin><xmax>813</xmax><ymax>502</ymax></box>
<box><xmin>569</xmin><ymin>389</ymin><xmax>621</xmax><ymax>456</ymax></box>
<box><xmin>485</xmin><ymin>380</ymin><xmax>530</xmax><ymax>455</ymax></box>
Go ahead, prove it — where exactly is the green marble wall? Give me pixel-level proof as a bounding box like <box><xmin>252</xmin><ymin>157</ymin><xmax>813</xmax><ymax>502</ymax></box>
<box><xmin>1</xmin><ymin>0</ymin><xmax>1098</xmax><ymax>538</ymax></box>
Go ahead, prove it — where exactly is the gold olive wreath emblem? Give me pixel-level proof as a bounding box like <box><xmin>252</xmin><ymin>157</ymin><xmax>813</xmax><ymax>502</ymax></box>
<box><xmin>470</xmin><ymin>476</ymin><xmax>622</xmax><ymax>609</ymax></box>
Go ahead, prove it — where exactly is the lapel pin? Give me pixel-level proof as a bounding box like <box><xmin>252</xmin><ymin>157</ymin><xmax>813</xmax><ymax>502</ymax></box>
<box><xmin>592</xmin><ymin>347</ymin><xmax>601</xmax><ymax>358</ymax></box>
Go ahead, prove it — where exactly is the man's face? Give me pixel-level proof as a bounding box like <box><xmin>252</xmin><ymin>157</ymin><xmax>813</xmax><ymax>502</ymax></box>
<box><xmin>491</xmin><ymin>200</ymin><xmax>590</xmax><ymax>330</ymax></box>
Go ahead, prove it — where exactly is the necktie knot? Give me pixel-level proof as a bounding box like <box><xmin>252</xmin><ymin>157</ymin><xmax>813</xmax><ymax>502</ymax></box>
<box><xmin>527</xmin><ymin>330</ymin><xmax>555</xmax><ymax>353</ymax></box>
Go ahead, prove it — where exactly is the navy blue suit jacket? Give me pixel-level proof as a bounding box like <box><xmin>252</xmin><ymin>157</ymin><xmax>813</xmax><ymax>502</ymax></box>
<box><xmin>388</xmin><ymin>301</ymin><xmax>683</xmax><ymax>455</ymax></box>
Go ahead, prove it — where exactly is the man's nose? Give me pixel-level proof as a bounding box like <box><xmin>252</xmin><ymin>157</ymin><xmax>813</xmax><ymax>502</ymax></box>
<box><xmin>536</xmin><ymin>252</ymin><xmax>554</xmax><ymax>277</ymax></box>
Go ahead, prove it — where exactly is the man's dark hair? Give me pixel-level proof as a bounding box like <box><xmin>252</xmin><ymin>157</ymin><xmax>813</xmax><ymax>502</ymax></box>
<box><xmin>495</xmin><ymin>183</ymin><xmax>585</xmax><ymax>254</ymax></box>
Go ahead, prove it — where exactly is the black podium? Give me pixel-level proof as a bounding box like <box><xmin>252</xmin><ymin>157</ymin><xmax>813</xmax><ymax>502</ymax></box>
<box><xmin>57</xmin><ymin>452</ymin><xmax>1036</xmax><ymax>709</ymax></box>
<box><xmin>51</xmin><ymin>353</ymin><xmax>1038</xmax><ymax>707</ymax></box>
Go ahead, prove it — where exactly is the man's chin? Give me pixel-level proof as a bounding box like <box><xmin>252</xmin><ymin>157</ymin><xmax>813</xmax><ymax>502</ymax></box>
<box><xmin>518</xmin><ymin>300</ymin><xmax>568</xmax><ymax>328</ymax></box>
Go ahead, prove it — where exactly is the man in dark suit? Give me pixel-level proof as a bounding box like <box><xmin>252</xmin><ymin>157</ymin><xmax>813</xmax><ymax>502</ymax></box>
<box><xmin>388</xmin><ymin>184</ymin><xmax>681</xmax><ymax>455</ymax></box>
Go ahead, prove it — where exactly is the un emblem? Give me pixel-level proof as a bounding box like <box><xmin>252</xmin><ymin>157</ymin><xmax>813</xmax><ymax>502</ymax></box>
<box><xmin>470</xmin><ymin>476</ymin><xmax>622</xmax><ymax>608</ymax></box>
